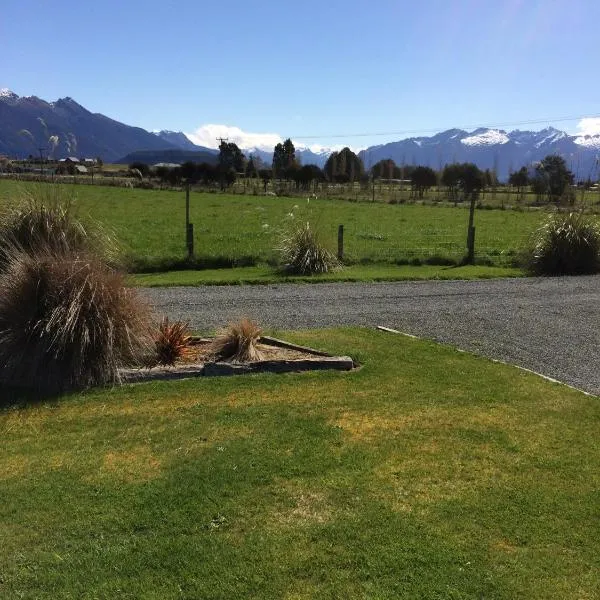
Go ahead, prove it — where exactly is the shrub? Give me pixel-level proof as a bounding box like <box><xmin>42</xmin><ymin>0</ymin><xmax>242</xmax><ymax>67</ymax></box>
<box><xmin>526</xmin><ymin>212</ymin><xmax>600</xmax><ymax>275</ymax></box>
<box><xmin>0</xmin><ymin>250</ymin><xmax>151</xmax><ymax>393</ymax></box>
<box><xmin>0</xmin><ymin>185</ymin><xmax>118</xmax><ymax>271</ymax></box>
<box><xmin>154</xmin><ymin>317</ymin><xmax>191</xmax><ymax>366</ymax></box>
<box><xmin>210</xmin><ymin>318</ymin><xmax>263</xmax><ymax>362</ymax></box>
<box><xmin>278</xmin><ymin>221</ymin><xmax>340</xmax><ymax>275</ymax></box>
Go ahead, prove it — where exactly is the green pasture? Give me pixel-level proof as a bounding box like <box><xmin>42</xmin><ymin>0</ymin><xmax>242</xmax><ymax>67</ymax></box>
<box><xmin>0</xmin><ymin>180</ymin><xmax>546</xmax><ymax>272</ymax></box>
<box><xmin>1</xmin><ymin>328</ymin><xmax>598</xmax><ymax>598</ymax></box>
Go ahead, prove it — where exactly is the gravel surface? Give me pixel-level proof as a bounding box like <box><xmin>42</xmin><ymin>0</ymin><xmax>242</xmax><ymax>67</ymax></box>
<box><xmin>142</xmin><ymin>276</ymin><xmax>600</xmax><ymax>396</ymax></box>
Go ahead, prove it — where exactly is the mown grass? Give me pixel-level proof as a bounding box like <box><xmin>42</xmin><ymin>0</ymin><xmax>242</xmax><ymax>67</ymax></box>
<box><xmin>1</xmin><ymin>328</ymin><xmax>598</xmax><ymax>598</ymax></box>
<box><xmin>0</xmin><ymin>180</ymin><xmax>544</xmax><ymax>272</ymax></box>
<box><xmin>130</xmin><ymin>264</ymin><xmax>523</xmax><ymax>287</ymax></box>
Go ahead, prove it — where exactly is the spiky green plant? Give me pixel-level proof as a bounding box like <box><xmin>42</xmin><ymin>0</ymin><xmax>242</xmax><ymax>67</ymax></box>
<box><xmin>278</xmin><ymin>221</ymin><xmax>340</xmax><ymax>275</ymax></box>
<box><xmin>526</xmin><ymin>212</ymin><xmax>600</xmax><ymax>275</ymax></box>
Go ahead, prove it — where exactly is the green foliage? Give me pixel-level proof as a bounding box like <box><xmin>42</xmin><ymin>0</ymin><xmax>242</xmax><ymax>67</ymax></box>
<box><xmin>442</xmin><ymin>162</ymin><xmax>485</xmax><ymax>201</ymax></box>
<box><xmin>526</xmin><ymin>212</ymin><xmax>600</xmax><ymax>275</ymax></box>
<box><xmin>272</xmin><ymin>138</ymin><xmax>296</xmax><ymax>177</ymax></box>
<box><xmin>533</xmin><ymin>155</ymin><xmax>575</xmax><ymax>203</ymax></box>
<box><xmin>324</xmin><ymin>147</ymin><xmax>364</xmax><ymax>182</ymax></box>
<box><xmin>371</xmin><ymin>159</ymin><xmax>401</xmax><ymax>179</ymax></box>
<box><xmin>509</xmin><ymin>166</ymin><xmax>529</xmax><ymax>193</ymax></box>
<box><xmin>411</xmin><ymin>166</ymin><xmax>437</xmax><ymax>198</ymax></box>
<box><xmin>278</xmin><ymin>221</ymin><xmax>341</xmax><ymax>275</ymax></box>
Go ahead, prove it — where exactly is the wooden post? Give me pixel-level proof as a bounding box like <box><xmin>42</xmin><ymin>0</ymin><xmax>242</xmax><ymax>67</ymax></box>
<box><xmin>466</xmin><ymin>193</ymin><xmax>476</xmax><ymax>264</ymax></box>
<box><xmin>187</xmin><ymin>223</ymin><xmax>194</xmax><ymax>258</ymax></box>
<box><xmin>185</xmin><ymin>184</ymin><xmax>193</xmax><ymax>258</ymax></box>
<box><xmin>337</xmin><ymin>224</ymin><xmax>344</xmax><ymax>262</ymax></box>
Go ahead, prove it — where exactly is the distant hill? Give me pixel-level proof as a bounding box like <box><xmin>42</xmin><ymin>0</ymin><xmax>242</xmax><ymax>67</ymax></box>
<box><xmin>0</xmin><ymin>89</ymin><xmax>177</xmax><ymax>162</ymax></box>
<box><xmin>118</xmin><ymin>148</ymin><xmax>218</xmax><ymax>166</ymax></box>
<box><xmin>152</xmin><ymin>130</ymin><xmax>208</xmax><ymax>152</ymax></box>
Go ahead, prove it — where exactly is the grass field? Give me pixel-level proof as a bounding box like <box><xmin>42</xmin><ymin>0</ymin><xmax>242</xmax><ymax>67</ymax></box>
<box><xmin>1</xmin><ymin>328</ymin><xmax>598</xmax><ymax>598</ymax></box>
<box><xmin>0</xmin><ymin>180</ymin><xmax>547</xmax><ymax>272</ymax></box>
<box><xmin>130</xmin><ymin>264</ymin><xmax>523</xmax><ymax>286</ymax></box>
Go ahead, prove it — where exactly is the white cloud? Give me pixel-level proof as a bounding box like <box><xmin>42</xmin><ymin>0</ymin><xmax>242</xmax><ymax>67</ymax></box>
<box><xmin>184</xmin><ymin>124</ymin><xmax>282</xmax><ymax>151</ymax></box>
<box><xmin>184</xmin><ymin>123</ymin><xmax>363</xmax><ymax>154</ymax></box>
<box><xmin>575</xmin><ymin>117</ymin><xmax>600</xmax><ymax>137</ymax></box>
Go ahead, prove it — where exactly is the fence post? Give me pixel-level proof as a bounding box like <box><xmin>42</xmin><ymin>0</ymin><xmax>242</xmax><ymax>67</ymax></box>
<box><xmin>466</xmin><ymin>192</ymin><xmax>476</xmax><ymax>264</ymax></box>
<box><xmin>337</xmin><ymin>224</ymin><xmax>344</xmax><ymax>262</ymax></box>
<box><xmin>185</xmin><ymin>184</ymin><xmax>194</xmax><ymax>258</ymax></box>
<box><xmin>187</xmin><ymin>223</ymin><xmax>194</xmax><ymax>258</ymax></box>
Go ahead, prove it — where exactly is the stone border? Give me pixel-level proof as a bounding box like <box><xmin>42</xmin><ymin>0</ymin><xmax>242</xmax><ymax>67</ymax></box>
<box><xmin>119</xmin><ymin>338</ymin><xmax>356</xmax><ymax>383</ymax></box>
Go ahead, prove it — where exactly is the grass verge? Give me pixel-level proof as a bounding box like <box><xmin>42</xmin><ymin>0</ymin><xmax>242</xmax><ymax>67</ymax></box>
<box><xmin>1</xmin><ymin>328</ymin><xmax>598</xmax><ymax>598</ymax></box>
<box><xmin>129</xmin><ymin>264</ymin><xmax>524</xmax><ymax>287</ymax></box>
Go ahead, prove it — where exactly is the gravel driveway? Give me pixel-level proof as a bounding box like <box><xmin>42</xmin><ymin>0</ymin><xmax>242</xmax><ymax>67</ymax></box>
<box><xmin>143</xmin><ymin>276</ymin><xmax>600</xmax><ymax>396</ymax></box>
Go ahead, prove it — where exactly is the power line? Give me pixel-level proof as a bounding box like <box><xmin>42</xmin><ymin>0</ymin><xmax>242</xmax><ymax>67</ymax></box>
<box><xmin>289</xmin><ymin>113</ymin><xmax>600</xmax><ymax>141</ymax></box>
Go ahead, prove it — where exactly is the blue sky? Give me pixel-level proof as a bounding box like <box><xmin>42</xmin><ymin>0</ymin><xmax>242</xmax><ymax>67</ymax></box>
<box><xmin>3</xmin><ymin>0</ymin><xmax>600</xmax><ymax>149</ymax></box>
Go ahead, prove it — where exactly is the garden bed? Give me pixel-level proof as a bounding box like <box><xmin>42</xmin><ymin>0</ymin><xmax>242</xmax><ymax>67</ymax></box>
<box><xmin>120</xmin><ymin>335</ymin><xmax>356</xmax><ymax>383</ymax></box>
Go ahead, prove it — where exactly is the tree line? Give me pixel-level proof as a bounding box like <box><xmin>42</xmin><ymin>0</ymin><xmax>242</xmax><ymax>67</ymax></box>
<box><xmin>131</xmin><ymin>137</ymin><xmax>579</xmax><ymax>203</ymax></box>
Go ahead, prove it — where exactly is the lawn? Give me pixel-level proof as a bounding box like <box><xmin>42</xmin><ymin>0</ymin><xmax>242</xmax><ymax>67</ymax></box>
<box><xmin>0</xmin><ymin>180</ymin><xmax>544</xmax><ymax>272</ymax></box>
<box><xmin>1</xmin><ymin>328</ymin><xmax>598</xmax><ymax>599</ymax></box>
<box><xmin>130</xmin><ymin>264</ymin><xmax>523</xmax><ymax>287</ymax></box>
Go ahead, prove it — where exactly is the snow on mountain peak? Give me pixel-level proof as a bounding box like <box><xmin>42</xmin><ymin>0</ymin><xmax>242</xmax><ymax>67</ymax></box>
<box><xmin>0</xmin><ymin>88</ymin><xmax>18</xmax><ymax>99</ymax></box>
<box><xmin>461</xmin><ymin>129</ymin><xmax>509</xmax><ymax>146</ymax></box>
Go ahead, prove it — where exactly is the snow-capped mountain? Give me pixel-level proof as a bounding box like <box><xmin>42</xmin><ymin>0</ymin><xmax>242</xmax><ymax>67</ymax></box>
<box><xmin>359</xmin><ymin>127</ymin><xmax>600</xmax><ymax>180</ymax></box>
<box><xmin>1</xmin><ymin>88</ymin><xmax>598</xmax><ymax>177</ymax></box>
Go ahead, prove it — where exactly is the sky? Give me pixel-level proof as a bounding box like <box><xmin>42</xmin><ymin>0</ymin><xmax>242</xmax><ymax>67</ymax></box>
<box><xmin>2</xmin><ymin>0</ymin><xmax>600</xmax><ymax>150</ymax></box>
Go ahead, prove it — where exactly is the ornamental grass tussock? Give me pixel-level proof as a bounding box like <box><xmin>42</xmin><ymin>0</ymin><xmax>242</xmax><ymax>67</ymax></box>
<box><xmin>210</xmin><ymin>318</ymin><xmax>264</xmax><ymax>363</ymax></box>
<box><xmin>526</xmin><ymin>212</ymin><xmax>600</xmax><ymax>275</ymax></box>
<box><xmin>0</xmin><ymin>185</ymin><xmax>151</xmax><ymax>393</ymax></box>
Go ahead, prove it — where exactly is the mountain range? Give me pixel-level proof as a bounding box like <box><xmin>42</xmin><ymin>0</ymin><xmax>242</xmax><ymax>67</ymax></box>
<box><xmin>1</xmin><ymin>88</ymin><xmax>599</xmax><ymax>180</ymax></box>
<box><xmin>359</xmin><ymin>127</ymin><xmax>600</xmax><ymax>180</ymax></box>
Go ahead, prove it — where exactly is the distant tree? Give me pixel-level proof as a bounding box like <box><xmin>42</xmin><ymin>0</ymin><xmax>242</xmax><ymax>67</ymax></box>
<box><xmin>410</xmin><ymin>166</ymin><xmax>438</xmax><ymax>198</ymax></box>
<box><xmin>292</xmin><ymin>164</ymin><xmax>323</xmax><ymax>191</ymax></box>
<box><xmin>508</xmin><ymin>166</ymin><xmax>529</xmax><ymax>196</ymax></box>
<box><xmin>272</xmin><ymin>138</ymin><xmax>296</xmax><ymax>178</ymax></box>
<box><xmin>483</xmin><ymin>168</ymin><xmax>498</xmax><ymax>187</ymax></box>
<box><xmin>371</xmin><ymin>159</ymin><xmax>401</xmax><ymax>179</ymax></box>
<box><xmin>324</xmin><ymin>147</ymin><xmax>364</xmax><ymax>182</ymax></box>
<box><xmin>219</xmin><ymin>141</ymin><xmax>245</xmax><ymax>172</ymax></box>
<box><xmin>246</xmin><ymin>156</ymin><xmax>258</xmax><ymax>178</ymax></box>
<box><xmin>180</xmin><ymin>161</ymin><xmax>198</xmax><ymax>182</ymax></box>
<box><xmin>218</xmin><ymin>141</ymin><xmax>245</xmax><ymax>189</ymax></box>
<box><xmin>533</xmin><ymin>154</ymin><xmax>575</xmax><ymax>203</ymax></box>
<box><xmin>441</xmin><ymin>163</ymin><xmax>462</xmax><ymax>201</ymax></box>
<box><xmin>442</xmin><ymin>163</ymin><xmax>484</xmax><ymax>202</ymax></box>
<box><xmin>258</xmin><ymin>168</ymin><xmax>272</xmax><ymax>192</ymax></box>
<box><xmin>129</xmin><ymin>161</ymin><xmax>150</xmax><ymax>177</ymax></box>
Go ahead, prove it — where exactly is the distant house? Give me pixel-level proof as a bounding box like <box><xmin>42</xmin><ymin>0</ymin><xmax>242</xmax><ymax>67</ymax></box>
<box><xmin>58</xmin><ymin>157</ymin><xmax>80</xmax><ymax>164</ymax></box>
<box><xmin>153</xmin><ymin>162</ymin><xmax>180</xmax><ymax>169</ymax></box>
<box><xmin>83</xmin><ymin>158</ymin><xmax>96</xmax><ymax>164</ymax></box>
<box><xmin>75</xmin><ymin>165</ymin><xmax>88</xmax><ymax>174</ymax></box>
